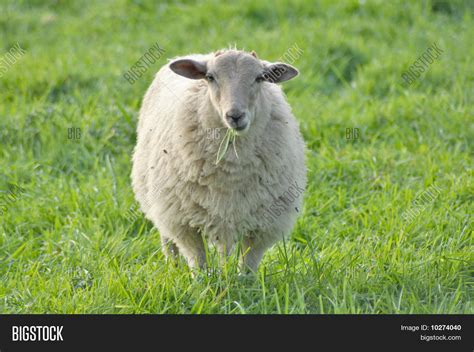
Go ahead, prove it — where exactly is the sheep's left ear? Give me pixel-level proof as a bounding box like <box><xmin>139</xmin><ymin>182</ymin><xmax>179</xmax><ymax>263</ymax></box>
<box><xmin>263</xmin><ymin>63</ymin><xmax>299</xmax><ymax>83</ymax></box>
<box><xmin>169</xmin><ymin>59</ymin><xmax>207</xmax><ymax>80</ymax></box>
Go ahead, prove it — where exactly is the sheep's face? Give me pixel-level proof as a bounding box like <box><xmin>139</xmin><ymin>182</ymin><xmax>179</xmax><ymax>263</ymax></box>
<box><xmin>170</xmin><ymin>50</ymin><xmax>298</xmax><ymax>134</ymax></box>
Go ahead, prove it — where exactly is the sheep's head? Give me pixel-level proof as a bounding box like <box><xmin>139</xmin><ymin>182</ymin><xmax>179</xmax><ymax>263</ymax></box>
<box><xmin>169</xmin><ymin>50</ymin><xmax>298</xmax><ymax>133</ymax></box>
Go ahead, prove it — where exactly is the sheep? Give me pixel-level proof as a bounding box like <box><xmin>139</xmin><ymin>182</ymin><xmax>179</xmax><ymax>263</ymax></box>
<box><xmin>131</xmin><ymin>49</ymin><xmax>307</xmax><ymax>272</ymax></box>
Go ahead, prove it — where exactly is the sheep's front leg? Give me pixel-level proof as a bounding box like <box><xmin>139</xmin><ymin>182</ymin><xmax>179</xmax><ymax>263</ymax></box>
<box><xmin>160</xmin><ymin>235</ymin><xmax>180</xmax><ymax>261</ymax></box>
<box><xmin>173</xmin><ymin>229</ymin><xmax>206</xmax><ymax>270</ymax></box>
<box><xmin>239</xmin><ymin>237</ymin><xmax>268</xmax><ymax>273</ymax></box>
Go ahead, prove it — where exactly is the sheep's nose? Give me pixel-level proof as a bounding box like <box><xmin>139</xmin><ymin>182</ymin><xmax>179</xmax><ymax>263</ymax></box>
<box><xmin>226</xmin><ymin>109</ymin><xmax>245</xmax><ymax>122</ymax></box>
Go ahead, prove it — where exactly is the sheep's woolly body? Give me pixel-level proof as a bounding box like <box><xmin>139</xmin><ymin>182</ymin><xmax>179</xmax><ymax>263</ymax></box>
<box><xmin>131</xmin><ymin>50</ymin><xmax>306</xmax><ymax>269</ymax></box>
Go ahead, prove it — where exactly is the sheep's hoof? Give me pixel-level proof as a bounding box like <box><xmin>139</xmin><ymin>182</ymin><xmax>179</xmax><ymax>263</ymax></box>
<box><xmin>190</xmin><ymin>266</ymin><xmax>211</xmax><ymax>281</ymax></box>
<box><xmin>238</xmin><ymin>262</ymin><xmax>259</xmax><ymax>275</ymax></box>
<box><xmin>161</xmin><ymin>238</ymin><xmax>180</xmax><ymax>260</ymax></box>
<box><xmin>236</xmin><ymin>271</ymin><xmax>258</xmax><ymax>284</ymax></box>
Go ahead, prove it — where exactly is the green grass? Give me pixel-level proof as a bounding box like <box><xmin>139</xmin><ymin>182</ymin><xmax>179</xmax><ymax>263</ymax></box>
<box><xmin>0</xmin><ymin>0</ymin><xmax>473</xmax><ymax>314</ymax></box>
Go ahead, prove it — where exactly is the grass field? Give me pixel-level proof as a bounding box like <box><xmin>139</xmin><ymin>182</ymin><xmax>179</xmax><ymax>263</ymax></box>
<box><xmin>0</xmin><ymin>0</ymin><xmax>472</xmax><ymax>314</ymax></box>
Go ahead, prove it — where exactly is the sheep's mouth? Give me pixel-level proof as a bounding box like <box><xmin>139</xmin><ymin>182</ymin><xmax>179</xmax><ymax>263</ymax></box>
<box><xmin>224</xmin><ymin>116</ymin><xmax>249</xmax><ymax>133</ymax></box>
<box><xmin>234</xmin><ymin>123</ymin><xmax>249</xmax><ymax>132</ymax></box>
<box><xmin>228</xmin><ymin>120</ymin><xmax>249</xmax><ymax>135</ymax></box>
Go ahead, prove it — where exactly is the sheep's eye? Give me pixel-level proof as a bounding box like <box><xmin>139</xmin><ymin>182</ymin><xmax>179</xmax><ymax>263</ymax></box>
<box><xmin>255</xmin><ymin>75</ymin><xmax>264</xmax><ymax>83</ymax></box>
<box><xmin>206</xmin><ymin>74</ymin><xmax>215</xmax><ymax>82</ymax></box>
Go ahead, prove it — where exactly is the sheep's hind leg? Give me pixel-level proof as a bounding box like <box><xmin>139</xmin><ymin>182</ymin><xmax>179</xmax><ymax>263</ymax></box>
<box><xmin>239</xmin><ymin>236</ymin><xmax>268</xmax><ymax>273</ymax></box>
<box><xmin>216</xmin><ymin>238</ymin><xmax>234</xmax><ymax>268</ymax></box>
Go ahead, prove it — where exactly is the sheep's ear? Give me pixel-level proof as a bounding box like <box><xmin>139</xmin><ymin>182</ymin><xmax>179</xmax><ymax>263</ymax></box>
<box><xmin>169</xmin><ymin>59</ymin><xmax>207</xmax><ymax>80</ymax></box>
<box><xmin>263</xmin><ymin>63</ymin><xmax>298</xmax><ymax>83</ymax></box>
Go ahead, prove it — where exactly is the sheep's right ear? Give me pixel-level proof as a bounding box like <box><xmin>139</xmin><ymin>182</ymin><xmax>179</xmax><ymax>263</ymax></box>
<box><xmin>169</xmin><ymin>59</ymin><xmax>207</xmax><ymax>80</ymax></box>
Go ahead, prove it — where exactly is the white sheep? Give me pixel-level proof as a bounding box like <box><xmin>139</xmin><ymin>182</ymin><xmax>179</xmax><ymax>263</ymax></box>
<box><xmin>131</xmin><ymin>49</ymin><xmax>307</xmax><ymax>272</ymax></box>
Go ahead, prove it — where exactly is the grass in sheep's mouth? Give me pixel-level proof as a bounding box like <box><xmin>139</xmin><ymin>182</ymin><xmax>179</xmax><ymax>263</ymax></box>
<box><xmin>216</xmin><ymin>128</ymin><xmax>239</xmax><ymax>164</ymax></box>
